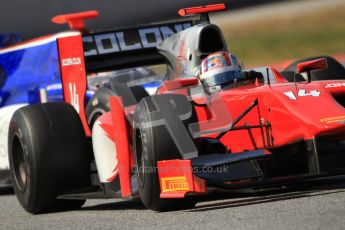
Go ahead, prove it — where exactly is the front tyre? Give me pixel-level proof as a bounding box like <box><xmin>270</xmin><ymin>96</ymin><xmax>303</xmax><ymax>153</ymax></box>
<box><xmin>133</xmin><ymin>95</ymin><xmax>198</xmax><ymax>211</ymax></box>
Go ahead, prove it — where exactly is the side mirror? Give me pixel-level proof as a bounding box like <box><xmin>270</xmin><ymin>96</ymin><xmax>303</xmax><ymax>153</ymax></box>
<box><xmin>297</xmin><ymin>58</ymin><xmax>328</xmax><ymax>83</ymax></box>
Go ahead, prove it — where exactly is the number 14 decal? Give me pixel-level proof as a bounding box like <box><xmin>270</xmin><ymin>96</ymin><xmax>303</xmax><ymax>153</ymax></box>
<box><xmin>284</xmin><ymin>89</ymin><xmax>321</xmax><ymax>100</ymax></box>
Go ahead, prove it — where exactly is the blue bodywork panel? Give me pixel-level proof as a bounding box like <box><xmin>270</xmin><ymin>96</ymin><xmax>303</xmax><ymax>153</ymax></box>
<box><xmin>0</xmin><ymin>34</ymin><xmax>161</xmax><ymax>109</ymax></box>
<box><xmin>0</xmin><ymin>37</ymin><xmax>64</xmax><ymax>106</ymax></box>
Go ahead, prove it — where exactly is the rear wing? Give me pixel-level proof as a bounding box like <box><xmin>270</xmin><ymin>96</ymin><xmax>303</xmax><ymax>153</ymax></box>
<box><xmin>82</xmin><ymin>20</ymin><xmax>194</xmax><ymax>73</ymax></box>
<box><xmin>52</xmin><ymin>3</ymin><xmax>227</xmax><ymax>73</ymax></box>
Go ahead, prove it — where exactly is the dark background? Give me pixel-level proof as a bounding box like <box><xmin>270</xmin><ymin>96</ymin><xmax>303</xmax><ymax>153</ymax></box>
<box><xmin>0</xmin><ymin>0</ymin><xmax>289</xmax><ymax>39</ymax></box>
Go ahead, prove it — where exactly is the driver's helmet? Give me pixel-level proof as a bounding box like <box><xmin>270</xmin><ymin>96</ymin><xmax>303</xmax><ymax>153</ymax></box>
<box><xmin>199</xmin><ymin>51</ymin><xmax>243</xmax><ymax>93</ymax></box>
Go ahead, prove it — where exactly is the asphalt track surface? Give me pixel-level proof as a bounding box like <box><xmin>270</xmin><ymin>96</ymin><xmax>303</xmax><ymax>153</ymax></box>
<box><xmin>1</xmin><ymin>176</ymin><xmax>345</xmax><ymax>230</ymax></box>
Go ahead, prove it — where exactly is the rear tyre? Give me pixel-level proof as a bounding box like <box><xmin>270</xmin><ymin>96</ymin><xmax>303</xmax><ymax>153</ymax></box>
<box><xmin>133</xmin><ymin>94</ymin><xmax>198</xmax><ymax>211</ymax></box>
<box><xmin>86</xmin><ymin>85</ymin><xmax>149</xmax><ymax>128</ymax></box>
<box><xmin>8</xmin><ymin>103</ymin><xmax>90</xmax><ymax>214</ymax></box>
<box><xmin>86</xmin><ymin>87</ymin><xmax>115</xmax><ymax>128</ymax></box>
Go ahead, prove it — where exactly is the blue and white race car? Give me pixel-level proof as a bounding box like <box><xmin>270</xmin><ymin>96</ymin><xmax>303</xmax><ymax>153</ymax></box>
<box><xmin>0</xmin><ymin>33</ymin><xmax>66</xmax><ymax>185</ymax></box>
<box><xmin>0</xmin><ymin>11</ymin><xmax>188</xmax><ymax>187</ymax></box>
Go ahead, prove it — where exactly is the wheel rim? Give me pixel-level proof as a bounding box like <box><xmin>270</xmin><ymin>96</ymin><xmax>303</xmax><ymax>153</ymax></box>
<box><xmin>135</xmin><ymin>128</ymin><xmax>145</xmax><ymax>186</ymax></box>
<box><xmin>12</xmin><ymin>134</ymin><xmax>28</xmax><ymax>193</ymax></box>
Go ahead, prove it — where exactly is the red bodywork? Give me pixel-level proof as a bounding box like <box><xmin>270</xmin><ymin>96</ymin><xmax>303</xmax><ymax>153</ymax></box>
<box><xmin>57</xmin><ymin>34</ymin><xmax>91</xmax><ymax>136</ymax></box>
<box><xmin>178</xmin><ymin>3</ymin><xmax>226</xmax><ymax>17</ymax></box>
<box><xmin>53</xmin><ymin>9</ymin><xmax>345</xmax><ymax>200</ymax></box>
<box><xmin>98</xmin><ymin>64</ymin><xmax>345</xmax><ymax>198</ymax></box>
<box><xmin>152</xmin><ymin>66</ymin><xmax>345</xmax><ymax>197</ymax></box>
<box><xmin>52</xmin><ymin>11</ymin><xmax>99</xmax><ymax>32</ymax></box>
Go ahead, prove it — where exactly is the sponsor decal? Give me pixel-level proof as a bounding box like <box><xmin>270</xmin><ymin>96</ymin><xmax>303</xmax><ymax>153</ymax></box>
<box><xmin>46</xmin><ymin>83</ymin><xmax>62</xmax><ymax>90</ymax></box>
<box><xmin>83</xmin><ymin>22</ymin><xmax>192</xmax><ymax>56</ymax></box>
<box><xmin>61</xmin><ymin>57</ymin><xmax>81</xmax><ymax>66</ymax></box>
<box><xmin>207</xmin><ymin>56</ymin><xmax>227</xmax><ymax>71</ymax></box>
<box><xmin>320</xmin><ymin>115</ymin><xmax>345</xmax><ymax>124</ymax></box>
<box><xmin>161</xmin><ymin>176</ymin><xmax>190</xmax><ymax>192</ymax></box>
<box><xmin>325</xmin><ymin>83</ymin><xmax>345</xmax><ymax>88</ymax></box>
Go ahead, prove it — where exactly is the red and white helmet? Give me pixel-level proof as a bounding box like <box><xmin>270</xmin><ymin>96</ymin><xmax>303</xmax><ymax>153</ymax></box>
<box><xmin>199</xmin><ymin>51</ymin><xmax>243</xmax><ymax>93</ymax></box>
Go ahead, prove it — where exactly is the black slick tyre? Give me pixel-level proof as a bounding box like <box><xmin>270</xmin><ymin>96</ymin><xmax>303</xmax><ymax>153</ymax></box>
<box><xmin>133</xmin><ymin>94</ymin><xmax>198</xmax><ymax>211</ymax></box>
<box><xmin>8</xmin><ymin>103</ymin><xmax>90</xmax><ymax>214</ymax></box>
<box><xmin>86</xmin><ymin>85</ymin><xmax>149</xmax><ymax>128</ymax></box>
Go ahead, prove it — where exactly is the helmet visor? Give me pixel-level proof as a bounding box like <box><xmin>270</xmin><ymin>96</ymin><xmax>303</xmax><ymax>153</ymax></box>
<box><xmin>203</xmin><ymin>69</ymin><xmax>242</xmax><ymax>87</ymax></box>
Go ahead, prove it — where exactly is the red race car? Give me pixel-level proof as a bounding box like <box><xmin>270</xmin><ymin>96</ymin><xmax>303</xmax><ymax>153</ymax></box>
<box><xmin>8</xmin><ymin>3</ymin><xmax>345</xmax><ymax>213</ymax></box>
